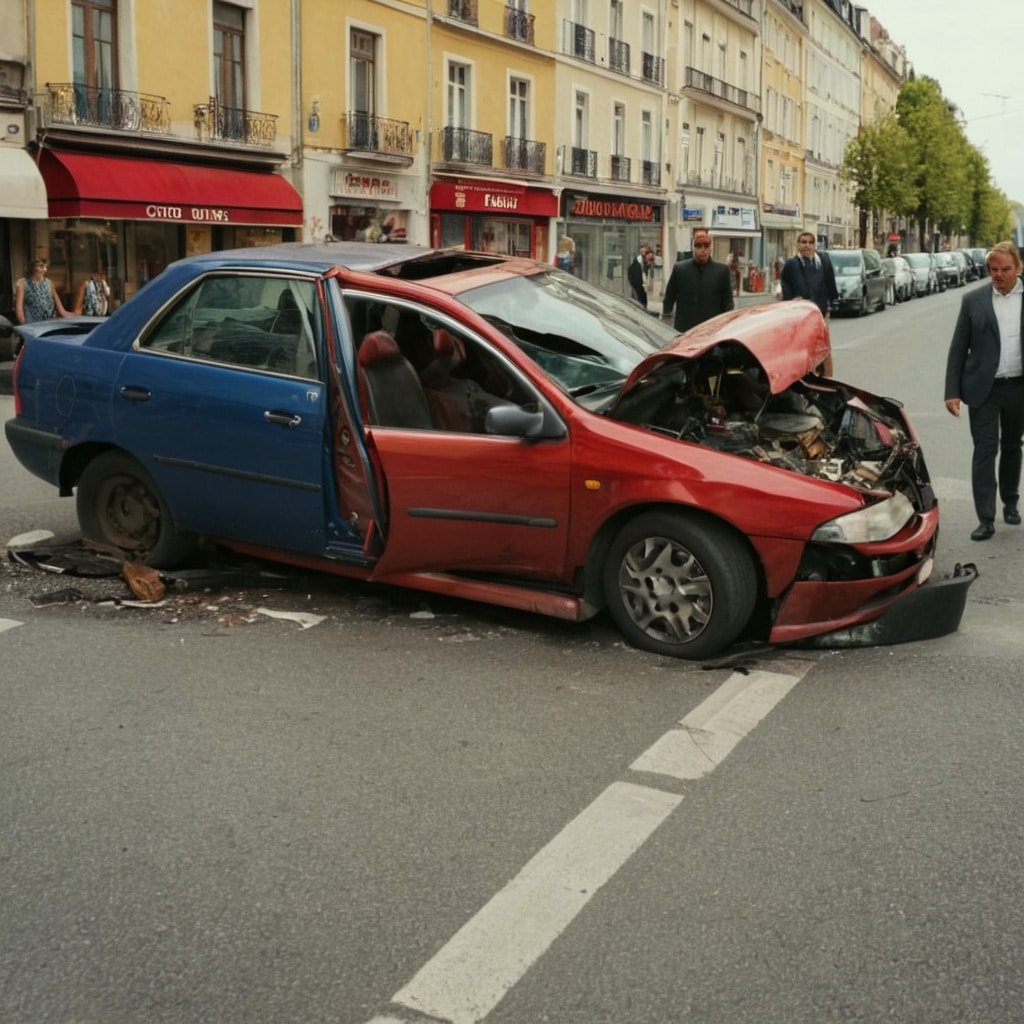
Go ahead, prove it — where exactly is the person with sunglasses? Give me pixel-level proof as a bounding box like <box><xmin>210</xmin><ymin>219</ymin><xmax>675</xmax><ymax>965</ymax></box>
<box><xmin>660</xmin><ymin>228</ymin><xmax>734</xmax><ymax>333</ymax></box>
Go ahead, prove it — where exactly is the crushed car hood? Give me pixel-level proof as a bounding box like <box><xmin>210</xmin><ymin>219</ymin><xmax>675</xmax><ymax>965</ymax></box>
<box><xmin>620</xmin><ymin>299</ymin><xmax>830</xmax><ymax>396</ymax></box>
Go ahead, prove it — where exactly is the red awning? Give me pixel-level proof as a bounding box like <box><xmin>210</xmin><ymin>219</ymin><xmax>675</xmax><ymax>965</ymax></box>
<box><xmin>38</xmin><ymin>149</ymin><xmax>303</xmax><ymax>227</ymax></box>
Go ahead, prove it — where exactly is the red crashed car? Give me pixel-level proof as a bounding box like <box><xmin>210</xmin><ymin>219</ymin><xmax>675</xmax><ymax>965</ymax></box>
<box><xmin>4</xmin><ymin>243</ymin><xmax>947</xmax><ymax>658</ymax></box>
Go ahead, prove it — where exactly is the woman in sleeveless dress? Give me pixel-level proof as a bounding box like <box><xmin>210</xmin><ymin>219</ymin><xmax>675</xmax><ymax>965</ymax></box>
<box><xmin>15</xmin><ymin>259</ymin><xmax>71</xmax><ymax>324</ymax></box>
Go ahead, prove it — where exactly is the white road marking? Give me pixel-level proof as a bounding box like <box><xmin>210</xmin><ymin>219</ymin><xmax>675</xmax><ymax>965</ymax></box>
<box><xmin>630</xmin><ymin>667</ymin><xmax>807</xmax><ymax>781</ymax></box>
<box><xmin>0</xmin><ymin>618</ymin><xmax>23</xmax><ymax>634</ymax></box>
<box><xmin>367</xmin><ymin>665</ymin><xmax>810</xmax><ymax>1024</ymax></box>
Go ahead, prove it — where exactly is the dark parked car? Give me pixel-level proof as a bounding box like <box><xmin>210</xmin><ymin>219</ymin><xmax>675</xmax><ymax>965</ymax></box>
<box><xmin>933</xmin><ymin>251</ymin><xmax>964</xmax><ymax>288</ymax></box>
<box><xmin>829</xmin><ymin>247</ymin><xmax>887</xmax><ymax>315</ymax></box>
<box><xmin>4</xmin><ymin>244</ymin><xmax>947</xmax><ymax>660</ymax></box>
<box><xmin>970</xmin><ymin>247</ymin><xmax>989</xmax><ymax>277</ymax></box>
<box><xmin>956</xmin><ymin>248</ymin><xmax>981</xmax><ymax>281</ymax></box>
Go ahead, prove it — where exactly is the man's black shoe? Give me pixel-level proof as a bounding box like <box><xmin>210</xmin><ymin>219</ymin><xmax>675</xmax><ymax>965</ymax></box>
<box><xmin>1004</xmin><ymin>504</ymin><xmax>1021</xmax><ymax>525</ymax></box>
<box><xmin>971</xmin><ymin>521</ymin><xmax>996</xmax><ymax>541</ymax></box>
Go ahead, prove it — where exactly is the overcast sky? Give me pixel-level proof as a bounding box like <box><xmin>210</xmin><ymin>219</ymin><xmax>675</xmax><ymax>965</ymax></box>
<box><xmin>861</xmin><ymin>0</ymin><xmax>1024</xmax><ymax>206</ymax></box>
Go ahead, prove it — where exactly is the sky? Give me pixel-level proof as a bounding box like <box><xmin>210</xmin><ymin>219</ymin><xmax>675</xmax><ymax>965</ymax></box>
<box><xmin>862</xmin><ymin>0</ymin><xmax>1024</xmax><ymax>205</ymax></box>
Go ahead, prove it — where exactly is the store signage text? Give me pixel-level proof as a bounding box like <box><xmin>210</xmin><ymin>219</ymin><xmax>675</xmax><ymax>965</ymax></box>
<box><xmin>146</xmin><ymin>205</ymin><xmax>231</xmax><ymax>223</ymax></box>
<box><xmin>571</xmin><ymin>197</ymin><xmax>656</xmax><ymax>221</ymax></box>
<box><xmin>336</xmin><ymin>172</ymin><xmax>399</xmax><ymax>200</ymax></box>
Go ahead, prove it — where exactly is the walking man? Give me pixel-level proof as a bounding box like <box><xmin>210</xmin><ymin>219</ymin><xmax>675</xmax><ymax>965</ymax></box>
<box><xmin>780</xmin><ymin>232</ymin><xmax>838</xmax><ymax>376</ymax></box>
<box><xmin>944</xmin><ymin>241</ymin><xmax>1024</xmax><ymax>541</ymax></box>
<box><xmin>661</xmin><ymin>228</ymin><xmax>734</xmax><ymax>333</ymax></box>
<box><xmin>628</xmin><ymin>245</ymin><xmax>654</xmax><ymax>308</ymax></box>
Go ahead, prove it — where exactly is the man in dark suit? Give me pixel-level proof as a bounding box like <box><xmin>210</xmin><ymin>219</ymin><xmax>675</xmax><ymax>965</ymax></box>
<box><xmin>780</xmin><ymin>232</ymin><xmax>839</xmax><ymax>376</ymax></box>
<box><xmin>661</xmin><ymin>228</ymin><xmax>734</xmax><ymax>332</ymax></box>
<box><xmin>627</xmin><ymin>245</ymin><xmax>654</xmax><ymax>308</ymax></box>
<box><xmin>944</xmin><ymin>241</ymin><xmax>1024</xmax><ymax>540</ymax></box>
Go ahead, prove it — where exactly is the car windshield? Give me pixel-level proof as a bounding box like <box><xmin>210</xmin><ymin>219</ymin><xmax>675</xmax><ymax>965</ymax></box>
<box><xmin>456</xmin><ymin>267</ymin><xmax>677</xmax><ymax>393</ymax></box>
<box><xmin>828</xmin><ymin>252</ymin><xmax>862</xmax><ymax>275</ymax></box>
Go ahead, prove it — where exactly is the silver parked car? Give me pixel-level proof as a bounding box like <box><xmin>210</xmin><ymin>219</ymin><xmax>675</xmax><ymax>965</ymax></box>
<box><xmin>882</xmin><ymin>256</ymin><xmax>915</xmax><ymax>304</ymax></box>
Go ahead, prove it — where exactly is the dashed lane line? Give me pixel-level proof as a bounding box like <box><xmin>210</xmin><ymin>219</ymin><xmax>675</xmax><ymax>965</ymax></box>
<box><xmin>366</xmin><ymin>660</ymin><xmax>813</xmax><ymax>1024</ymax></box>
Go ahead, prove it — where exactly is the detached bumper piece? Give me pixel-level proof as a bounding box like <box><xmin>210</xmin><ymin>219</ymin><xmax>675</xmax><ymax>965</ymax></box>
<box><xmin>798</xmin><ymin>562</ymin><xmax>977</xmax><ymax>650</ymax></box>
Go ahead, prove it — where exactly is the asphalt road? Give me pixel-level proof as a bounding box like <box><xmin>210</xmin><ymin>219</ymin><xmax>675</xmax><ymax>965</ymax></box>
<box><xmin>4</xmin><ymin>286</ymin><xmax>1024</xmax><ymax>1024</ymax></box>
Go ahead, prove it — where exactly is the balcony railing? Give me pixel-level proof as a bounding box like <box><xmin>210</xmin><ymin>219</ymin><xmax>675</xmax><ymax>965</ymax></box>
<box><xmin>563</xmin><ymin>20</ymin><xmax>595</xmax><ymax>63</ymax></box>
<box><xmin>610</xmin><ymin>154</ymin><xmax>631</xmax><ymax>182</ymax></box>
<box><xmin>683</xmin><ymin>67</ymin><xmax>761</xmax><ymax>115</ymax></box>
<box><xmin>724</xmin><ymin>0</ymin><xmax>756</xmax><ymax>15</ymax></box>
<box><xmin>642</xmin><ymin>52</ymin><xmax>665</xmax><ymax>87</ymax></box>
<box><xmin>570</xmin><ymin>147</ymin><xmax>597</xmax><ymax>178</ymax></box>
<box><xmin>43</xmin><ymin>82</ymin><xmax>171</xmax><ymax>134</ymax></box>
<box><xmin>193</xmin><ymin>97</ymin><xmax>277</xmax><ymax>146</ymax></box>
<box><xmin>683</xmin><ymin>169</ymin><xmax>755</xmax><ymax>196</ymax></box>
<box><xmin>504</xmin><ymin>136</ymin><xmax>546</xmax><ymax>174</ymax></box>
<box><xmin>641</xmin><ymin>160</ymin><xmax>661</xmax><ymax>186</ymax></box>
<box><xmin>441</xmin><ymin>125</ymin><xmax>493</xmax><ymax>166</ymax></box>
<box><xmin>345</xmin><ymin>111</ymin><xmax>414</xmax><ymax>157</ymax></box>
<box><xmin>505</xmin><ymin>5</ymin><xmax>535</xmax><ymax>44</ymax></box>
<box><xmin>608</xmin><ymin>38</ymin><xmax>630</xmax><ymax>74</ymax></box>
<box><xmin>447</xmin><ymin>0</ymin><xmax>477</xmax><ymax>24</ymax></box>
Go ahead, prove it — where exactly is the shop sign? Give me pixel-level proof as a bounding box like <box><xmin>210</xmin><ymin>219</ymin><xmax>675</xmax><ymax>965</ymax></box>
<box><xmin>331</xmin><ymin>170</ymin><xmax>400</xmax><ymax>200</ymax></box>
<box><xmin>711</xmin><ymin>205</ymin><xmax>756</xmax><ymax>230</ymax></box>
<box><xmin>762</xmin><ymin>202</ymin><xmax>800</xmax><ymax>218</ymax></box>
<box><xmin>569</xmin><ymin>196</ymin><xmax>657</xmax><ymax>221</ymax></box>
<box><xmin>146</xmin><ymin>205</ymin><xmax>231</xmax><ymax>222</ymax></box>
<box><xmin>682</xmin><ymin>207</ymin><xmax>704</xmax><ymax>222</ymax></box>
<box><xmin>430</xmin><ymin>179</ymin><xmax>558</xmax><ymax>217</ymax></box>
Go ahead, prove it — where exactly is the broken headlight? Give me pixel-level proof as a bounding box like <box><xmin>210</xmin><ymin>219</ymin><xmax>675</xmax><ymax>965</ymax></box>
<box><xmin>810</xmin><ymin>492</ymin><xmax>915</xmax><ymax>544</ymax></box>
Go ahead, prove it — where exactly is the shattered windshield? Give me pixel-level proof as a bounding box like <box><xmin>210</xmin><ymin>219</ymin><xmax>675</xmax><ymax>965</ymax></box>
<box><xmin>456</xmin><ymin>267</ymin><xmax>677</xmax><ymax>394</ymax></box>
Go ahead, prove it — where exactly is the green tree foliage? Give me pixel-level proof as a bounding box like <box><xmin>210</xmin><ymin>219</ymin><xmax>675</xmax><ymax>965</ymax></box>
<box><xmin>840</xmin><ymin>112</ymin><xmax>918</xmax><ymax>244</ymax></box>
<box><xmin>895</xmin><ymin>78</ymin><xmax>974</xmax><ymax>249</ymax></box>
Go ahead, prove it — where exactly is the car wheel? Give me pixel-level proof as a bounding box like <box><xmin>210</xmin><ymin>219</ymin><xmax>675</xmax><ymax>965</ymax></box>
<box><xmin>886</xmin><ymin>282</ymin><xmax>896</xmax><ymax>306</ymax></box>
<box><xmin>602</xmin><ymin>512</ymin><xmax>757</xmax><ymax>660</ymax></box>
<box><xmin>859</xmin><ymin>292</ymin><xmax>869</xmax><ymax>316</ymax></box>
<box><xmin>76</xmin><ymin>451</ymin><xmax>197</xmax><ymax>568</ymax></box>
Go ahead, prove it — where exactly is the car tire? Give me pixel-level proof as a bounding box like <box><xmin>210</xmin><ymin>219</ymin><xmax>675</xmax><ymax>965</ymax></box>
<box><xmin>76</xmin><ymin>451</ymin><xmax>197</xmax><ymax>568</ymax></box>
<box><xmin>859</xmin><ymin>292</ymin><xmax>869</xmax><ymax>316</ymax></box>
<box><xmin>602</xmin><ymin>511</ymin><xmax>757</xmax><ymax>660</ymax></box>
<box><xmin>885</xmin><ymin>282</ymin><xmax>896</xmax><ymax>306</ymax></box>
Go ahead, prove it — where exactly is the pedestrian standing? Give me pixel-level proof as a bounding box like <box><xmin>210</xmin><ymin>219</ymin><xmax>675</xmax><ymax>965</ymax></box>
<box><xmin>660</xmin><ymin>229</ymin><xmax>734</xmax><ymax>333</ymax></box>
<box><xmin>14</xmin><ymin>258</ymin><xmax>71</xmax><ymax>324</ymax></box>
<box><xmin>944</xmin><ymin>241</ymin><xmax>1024</xmax><ymax>541</ymax></box>
<box><xmin>627</xmin><ymin>245</ymin><xmax>655</xmax><ymax>308</ymax></box>
<box><xmin>74</xmin><ymin>267</ymin><xmax>111</xmax><ymax>317</ymax></box>
<box><xmin>780</xmin><ymin>232</ymin><xmax>838</xmax><ymax>376</ymax></box>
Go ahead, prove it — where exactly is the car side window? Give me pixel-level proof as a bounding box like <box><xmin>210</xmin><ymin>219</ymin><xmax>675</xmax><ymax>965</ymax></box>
<box><xmin>140</xmin><ymin>275</ymin><xmax>321</xmax><ymax>379</ymax></box>
<box><xmin>345</xmin><ymin>296</ymin><xmax>538</xmax><ymax>433</ymax></box>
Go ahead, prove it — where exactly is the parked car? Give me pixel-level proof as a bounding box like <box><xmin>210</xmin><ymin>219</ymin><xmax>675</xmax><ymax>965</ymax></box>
<box><xmin>956</xmin><ymin>248</ymin><xmax>981</xmax><ymax>282</ymax></box>
<box><xmin>970</xmin><ymin>247</ymin><xmax>989</xmax><ymax>277</ymax></box>
<box><xmin>3</xmin><ymin>244</ymin><xmax>947</xmax><ymax>660</ymax></box>
<box><xmin>933</xmin><ymin>251</ymin><xmax>964</xmax><ymax>288</ymax></box>
<box><xmin>882</xmin><ymin>256</ymin><xmax>915</xmax><ymax>304</ymax></box>
<box><xmin>903</xmin><ymin>252</ymin><xmax>941</xmax><ymax>296</ymax></box>
<box><xmin>828</xmin><ymin>247</ymin><xmax>888</xmax><ymax>315</ymax></box>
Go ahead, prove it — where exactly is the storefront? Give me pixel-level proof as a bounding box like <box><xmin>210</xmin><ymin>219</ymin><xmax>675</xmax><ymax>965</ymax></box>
<box><xmin>0</xmin><ymin>144</ymin><xmax>49</xmax><ymax>318</ymax></box>
<box><xmin>676</xmin><ymin>200</ymin><xmax>761</xmax><ymax>293</ymax></box>
<box><xmin>329</xmin><ymin>166</ymin><xmax>415</xmax><ymax>244</ymax></box>
<box><xmin>36</xmin><ymin>148</ymin><xmax>302</xmax><ymax>311</ymax></box>
<box><xmin>429</xmin><ymin>177</ymin><xmax>558</xmax><ymax>262</ymax></box>
<box><xmin>560</xmin><ymin>190</ymin><xmax>664</xmax><ymax>300</ymax></box>
<box><xmin>761</xmin><ymin>203</ymin><xmax>802</xmax><ymax>283</ymax></box>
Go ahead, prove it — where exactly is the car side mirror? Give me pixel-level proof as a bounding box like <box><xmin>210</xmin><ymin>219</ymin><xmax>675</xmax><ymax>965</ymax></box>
<box><xmin>485</xmin><ymin>403</ymin><xmax>552</xmax><ymax>439</ymax></box>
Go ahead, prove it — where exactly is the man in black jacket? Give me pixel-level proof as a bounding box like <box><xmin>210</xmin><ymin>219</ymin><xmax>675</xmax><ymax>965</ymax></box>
<box><xmin>661</xmin><ymin>228</ymin><xmax>734</xmax><ymax>332</ymax></box>
<box><xmin>627</xmin><ymin>245</ymin><xmax>654</xmax><ymax>308</ymax></box>
<box><xmin>780</xmin><ymin>232</ymin><xmax>839</xmax><ymax>376</ymax></box>
<box><xmin>944</xmin><ymin>241</ymin><xmax>1024</xmax><ymax>540</ymax></box>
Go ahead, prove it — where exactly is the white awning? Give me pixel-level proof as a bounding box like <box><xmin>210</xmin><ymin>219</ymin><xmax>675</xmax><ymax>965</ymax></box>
<box><xmin>0</xmin><ymin>146</ymin><xmax>49</xmax><ymax>219</ymax></box>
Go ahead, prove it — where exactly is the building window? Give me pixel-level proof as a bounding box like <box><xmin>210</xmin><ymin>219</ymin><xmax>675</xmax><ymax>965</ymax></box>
<box><xmin>613</xmin><ymin>102</ymin><xmax>624</xmax><ymax>155</ymax></box>
<box><xmin>509</xmin><ymin>77</ymin><xmax>528</xmax><ymax>140</ymax></box>
<box><xmin>448</xmin><ymin>62</ymin><xmax>470</xmax><ymax>128</ymax></box>
<box><xmin>72</xmin><ymin>0</ymin><xmax>117</xmax><ymax>91</ymax></box>
<box><xmin>351</xmin><ymin>30</ymin><xmax>377</xmax><ymax>118</ymax></box>
<box><xmin>213</xmin><ymin>1</ymin><xmax>246</xmax><ymax>134</ymax></box>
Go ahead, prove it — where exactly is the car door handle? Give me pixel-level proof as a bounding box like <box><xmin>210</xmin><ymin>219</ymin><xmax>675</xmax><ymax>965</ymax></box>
<box><xmin>264</xmin><ymin>409</ymin><xmax>302</xmax><ymax>428</ymax></box>
<box><xmin>119</xmin><ymin>385</ymin><xmax>151</xmax><ymax>403</ymax></box>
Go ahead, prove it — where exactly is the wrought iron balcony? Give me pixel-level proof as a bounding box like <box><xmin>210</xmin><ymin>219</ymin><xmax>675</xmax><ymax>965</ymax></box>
<box><xmin>504</xmin><ymin>136</ymin><xmax>546</xmax><ymax>174</ymax></box>
<box><xmin>641</xmin><ymin>160</ymin><xmax>661</xmax><ymax>186</ymax></box>
<box><xmin>608</xmin><ymin>38</ymin><xmax>630</xmax><ymax>75</ymax></box>
<box><xmin>724</xmin><ymin>0</ymin><xmax>755</xmax><ymax>15</ymax></box>
<box><xmin>441</xmin><ymin>125</ymin><xmax>493</xmax><ymax>166</ymax></box>
<box><xmin>193</xmin><ymin>97</ymin><xmax>277</xmax><ymax>146</ymax></box>
<box><xmin>642</xmin><ymin>52</ymin><xmax>665</xmax><ymax>87</ymax></box>
<box><xmin>42</xmin><ymin>82</ymin><xmax>171</xmax><ymax>134</ymax></box>
<box><xmin>570</xmin><ymin>147</ymin><xmax>597</xmax><ymax>178</ymax></box>
<box><xmin>610</xmin><ymin>154</ymin><xmax>631</xmax><ymax>182</ymax></box>
<box><xmin>345</xmin><ymin>112</ymin><xmax>414</xmax><ymax>157</ymax></box>
<box><xmin>683</xmin><ymin>67</ymin><xmax>761</xmax><ymax>115</ymax></box>
<box><xmin>563</xmin><ymin>20</ymin><xmax>595</xmax><ymax>63</ymax></box>
<box><xmin>447</xmin><ymin>0</ymin><xmax>477</xmax><ymax>24</ymax></box>
<box><xmin>505</xmin><ymin>4</ymin><xmax>535</xmax><ymax>44</ymax></box>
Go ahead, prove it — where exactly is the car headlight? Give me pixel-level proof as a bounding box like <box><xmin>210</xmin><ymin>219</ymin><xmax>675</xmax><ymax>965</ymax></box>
<box><xmin>811</xmin><ymin>492</ymin><xmax>915</xmax><ymax>544</ymax></box>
